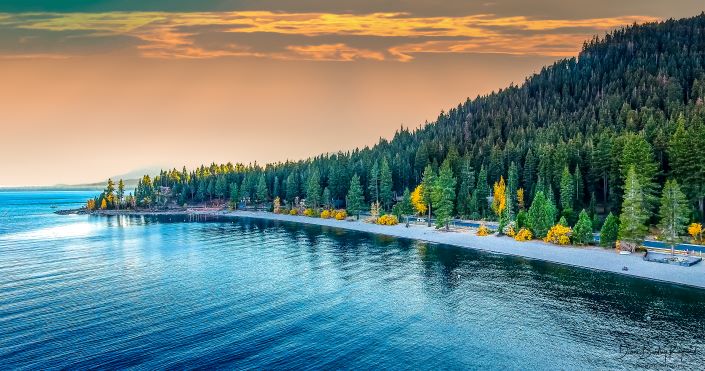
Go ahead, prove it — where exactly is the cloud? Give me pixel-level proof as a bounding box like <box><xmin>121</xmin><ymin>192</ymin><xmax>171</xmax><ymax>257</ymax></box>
<box><xmin>0</xmin><ymin>11</ymin><xmax>659</xmax><ymax>61</ymax></box>
<box><xmin>284</xmin><ymin>43</ymin><xmax>384</xmax><ymax>61</ymax></box>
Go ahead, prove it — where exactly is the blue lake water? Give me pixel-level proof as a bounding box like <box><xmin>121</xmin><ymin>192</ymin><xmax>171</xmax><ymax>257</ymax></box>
<box><xmin>2</xmin><ymin>191</ymin><xmax>705</xmax><ymax>369</ymax></box>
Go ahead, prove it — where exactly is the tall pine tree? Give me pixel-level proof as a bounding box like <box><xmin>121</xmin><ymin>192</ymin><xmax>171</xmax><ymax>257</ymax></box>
<box><xmin>619</xmin><ymin>166</ymin><xmax>649</xmax><ymax>245</ymax></box>
<box><xmin>346</xmin><ymin>174</ymin><xmax>364</xmax><ymax>219</ymax></box>
<box><xmin>433</xmin><ymin>160</ymin><xmax>457</xmax><ymax>229</ymax></box>
<box><xmin>657</xmin><ymin>179</ymin><xmax>690</xmax><ymax>254</ymax></box>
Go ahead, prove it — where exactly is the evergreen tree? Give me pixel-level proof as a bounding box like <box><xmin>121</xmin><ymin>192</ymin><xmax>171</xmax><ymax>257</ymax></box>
<box><xmin>207</xmin><ymin>178</ymin><xmax>215</xmax><ymax>201</ymax></box>
<box><xmin>380</xmin><ymin>158</ymin><xmax>393</xmax><ymax>210</ymax></box>
<box><xmin>476</xmin><ymin>165</ymin><xmax>490</xmax><ymax>218</ymax></box>
<box><xmin>433</xmin><ymin>160</ymin><xmax>457</xmax><ymax>229</ymax></box>
<box><xmin>523</xmin><ymin>149</ymin><xmax>537</xmax><ymax>198</ymax></box>
<box><xmin>591</xmin><ymin>132</ymin><xmax>613</xmax><ymax>209</ymax></box>
<box><xmin>620</xmin><ymin>133</ymin><xmax>659</xmax><ymax>215</ymax></box>
<box><xmin>215</xmin><ymin>176</ymin><xmax>228</xmax><ymax>200</ymax></box>
<box><xmin>229</xmin><ymin>182</ymin><xmax>239</xmax><ymax>205</ymax></box>
<box><xmin>273</xmin><ymin>176</ymin><xmax>280</xmax><ymax>199</ymax></box>
<box><xmin>368</xmin><ymin>160</ymin><xmax>379</xmax><ymax>203</ymax></box>
<box><xmin>105</xmin><ymin>178</ymin><xmax>115</xmax><ymax>198</ymax></box>
<box><xmin>468</xmin><ymin>190</ymin><xmax>479</xmax><ymax>218</ymax></box>
<box><xmin>600</xmin><ymin>212</ymin><xmax>619</xmax><ymax>248</ymax></box>
<box><xmin>658</xmin><ymin>179</ymin><xmax>690</xmax><ymax>253</ymax></box>
<box><xmin>669</xmin><ymin>116</ymin><xmax>705</xmax><ymax>219</ymax></box>
<box><xmin>305</xmin><ymin>168</ymin><xmax>321</xmax><ymax>208</ymax></box>
<box><xmin>456</xmin><ymin>156</ymin><xmax>475</xmax><ymax>217</ymax></box>
<box><xmin>346</xmin><ymin>174</ymin><xmax>364</xmax><ymax>219</ymax></box>
<box><xmin>421</xmin><ymin>165</ymin><xmax>436</xmax><ymax>226</ymax></box>
<box><xmin>527</xmin><ymin>191</ymin><xmax>555</xmax><ymax>238</ymax></box>
<box><xmin>573</xmin><ymin>165</ymin><xmax>584</xmax><ymax>209</ymax></box>
<box><xmin>116</xmin><ymin>179</ymin><xmax>125</xmax><ymax>209</ymax></box>
<box><xmin>285</xmin><ymin>172</ymin><xmax>298</xmax><ymax>204</ymax></box>
<box><xmin>398</xmin><ymin>188</ymin><xmax>414</xmax><ymax>221</ymax></box>
<box><xmin>196</xmin><ymin>178</ymin><xmax>207</xmax><ymax>202</ymax></box>
<box><xmin>619</xmin><ymin>166</ymin><xmax>649</xmax><ymax>243</ymax></box>
<box><xmin>322</xmin><ymin>187</ymin><xmax>332</xmax><ymax>209</ymax></box>
<box><xmin>256</xmin><ymin>174</ymin><xmax>268</xmax><ymax>204</ymax></box>
<box><xmin>559</xmin><ymin>166</ymin><xmax>573</xmax><ymax>211</ymax></box>
<box><xmin>507</xmin><ymin>162</ymin><xmax>519</xmax><ymax>218</ymax></box>
<box><xmin>572</xmin><ymin>209</ymin><xmax>593</xmax><ymax>245</ymax></box>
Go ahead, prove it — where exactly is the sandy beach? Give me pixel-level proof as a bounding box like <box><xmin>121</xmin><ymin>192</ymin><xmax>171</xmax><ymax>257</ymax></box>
<box><xmin>82</xmin><ymin>208</ymin><xmax>705</xmax><ymax>289</ymax></box>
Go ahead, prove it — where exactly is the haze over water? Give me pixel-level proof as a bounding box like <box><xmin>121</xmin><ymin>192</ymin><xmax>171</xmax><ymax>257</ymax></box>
<box><xmin>1</xmin><ymin>191</ymin><xmax>705</xmax><ymax>369</ymax></box>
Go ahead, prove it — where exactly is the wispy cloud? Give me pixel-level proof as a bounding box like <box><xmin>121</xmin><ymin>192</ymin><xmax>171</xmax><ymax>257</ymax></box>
<box><xmin>0</xmin><ymin>11</ymin><xmax>659</xmax><ymax>61</ymax></box>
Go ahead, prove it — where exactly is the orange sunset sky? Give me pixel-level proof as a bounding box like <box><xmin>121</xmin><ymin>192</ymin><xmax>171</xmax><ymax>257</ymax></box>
<box><xmin>0</xmin><ymin>1</ymin><xmax>702</xmax><ymax>186</ymax></box>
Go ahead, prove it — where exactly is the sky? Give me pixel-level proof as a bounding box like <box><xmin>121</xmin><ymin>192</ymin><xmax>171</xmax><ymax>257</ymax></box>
<box><xmin>0</xmin><ymin>1</ymin><xmax>702</xmax><ymax>186</ymax></box>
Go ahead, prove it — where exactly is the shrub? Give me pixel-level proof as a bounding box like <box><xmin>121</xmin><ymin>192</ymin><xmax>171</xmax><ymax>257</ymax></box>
<box><xmin>544</xmin><ymin>224</ymin><xmax>572</xmax><ymax>245</ymax></box>
<box><xmin>334</xmin><ymin>210</ymin><xmax>347</xmax><ymax>220</ymax></box>
<box><xmin>321</xmin><ymin>209</ymin><xmax>331</xmax><ymax>219</ymax></box>
<box><xmin>377</xmin><ymin>214</ymin><xmax>399</xmax><ymax>226</ymax></box>
<box><xmin>476</xmin><ymin>224</ymin><xmax>491</xmax><ymax>236</ymax></box>
<box><xmin>303</xmin><ymin>208</ymin><xmax>315</xmax><ymax>217</ymax></box>
<box><xmin>503</xmin><ymin>221</ymin><xmax>516</xmax><ymax>237</ymax></box>
<box><xmin>289</xmin><ymin>209</ymin><xmax>298</xmax><ymax>216</ymax></box>
<box><xmin>514</xmin><ymin>228</ymin><xmax>532</xmax><ymax>241</ymax></box>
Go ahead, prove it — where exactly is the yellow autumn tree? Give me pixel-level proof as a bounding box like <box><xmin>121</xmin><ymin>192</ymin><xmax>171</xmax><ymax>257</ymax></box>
<box><xmin>86</xmin><ymin>199</ymin><xmax>96</xmax><ymax>210</ymax></box>
<box><xmin>544</xmin><ymin>224</ymin><xmax>571</xmax><ymax>245</ymax></box>
<box><xmin>514</xmin><ymin>228</ymin><xmax>532</xmax><ymax>241</ymax></box>
<box><xmin>100</xmin><ymin>198</ymin><xmax>108</xmax><ymax>210</ymax></box>
<box><xmin>688</xmin><ymin>223</ymin><xmax>703</xmax><ymax>243</ymax></box>
<box><xmin>370</xmin><ymin>201</ymin><xmax>381</xmax><ymax>219</ymax></box>
<box><xmin>273</xmin><ymin>197</ymin><xmax>281</xmax><ymax>214</ymax></box>
<box><xmin>492</xmin><ymin>176</ymin><xmax>506</xmax><ymax>217</ymax></box>
<box><xmin>411</xmin><ymin>185</ymin><xmax>427</xmax><ymax>215</ymax></box>
<box><xmin>517</xmin><ymin>188</ymin><xmax>525</xmax><ymax>210</ymax></box>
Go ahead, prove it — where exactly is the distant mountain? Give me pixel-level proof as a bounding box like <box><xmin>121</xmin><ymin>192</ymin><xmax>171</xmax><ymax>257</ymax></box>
<box><xmin>0</xmin><ymin>178</ymin><xmax>140</xmax><ymax>191</ymax></box>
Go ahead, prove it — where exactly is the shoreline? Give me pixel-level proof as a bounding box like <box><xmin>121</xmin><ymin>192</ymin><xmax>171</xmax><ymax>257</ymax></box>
<box><xmin>66</xmin><ymin>208</ymin><xmax>705</xmax><ymax>290</ymax></box>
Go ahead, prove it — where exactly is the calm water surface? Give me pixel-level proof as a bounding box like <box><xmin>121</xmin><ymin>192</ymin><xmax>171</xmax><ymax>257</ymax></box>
<box><xmin>1</xmin><ymin>191</ymin><xmax>705</xmax><ymax>370</ymax></box>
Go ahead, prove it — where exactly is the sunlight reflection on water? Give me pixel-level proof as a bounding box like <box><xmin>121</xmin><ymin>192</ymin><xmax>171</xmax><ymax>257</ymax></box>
<box><xmin>0</xmin><ymin>221</ymin><xmax>101</xmax><ymax>241</ymax></box>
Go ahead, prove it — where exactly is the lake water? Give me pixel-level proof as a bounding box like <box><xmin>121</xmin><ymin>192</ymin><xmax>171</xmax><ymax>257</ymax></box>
<box><xmin>2</xmin><ymin>191</ymin><xmax>705</xmax><ymax>369</ymax></box>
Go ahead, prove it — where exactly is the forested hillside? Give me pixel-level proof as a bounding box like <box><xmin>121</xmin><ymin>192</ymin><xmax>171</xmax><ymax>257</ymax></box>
<box><xmin>94</xmin><ymin>14</ymin><xmax>705</xmax><ymax>241</ymax></box>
